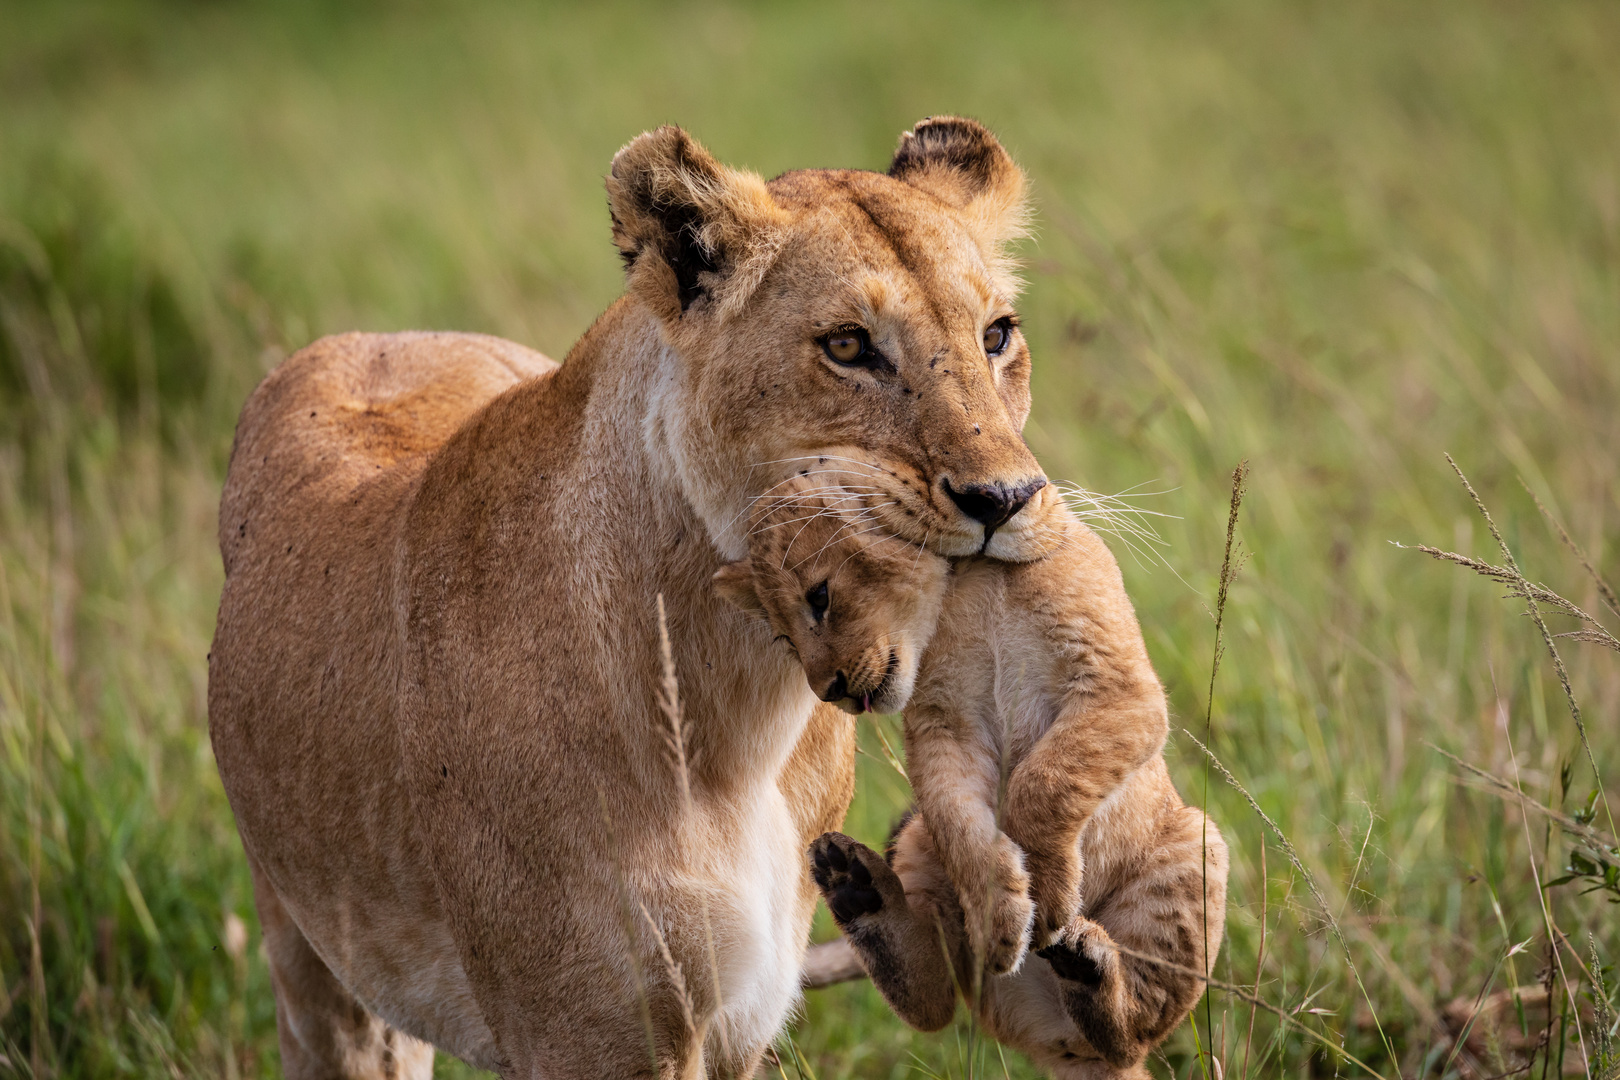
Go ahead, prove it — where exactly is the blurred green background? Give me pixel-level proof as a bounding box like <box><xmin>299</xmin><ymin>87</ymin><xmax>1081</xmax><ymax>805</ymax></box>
<box><xmin>2</xmin><ymin>2</ymin><xmax>1618</xmax><ymax>1077</ymax></box>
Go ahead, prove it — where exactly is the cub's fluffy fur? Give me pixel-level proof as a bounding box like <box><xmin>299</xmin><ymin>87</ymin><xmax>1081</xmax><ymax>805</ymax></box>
<box><xmin>717</xmin><ymin>481</ymin><xmax>1228</xmax><ymax>1077</ymax></box>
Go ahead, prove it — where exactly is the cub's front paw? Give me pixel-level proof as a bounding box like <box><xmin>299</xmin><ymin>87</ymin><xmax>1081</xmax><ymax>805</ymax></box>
<box><xmin>1026</xmin><ymin>851</ymin><xmax>1083</xmax><ymax>951</ymax></box>
<box><xmin>809</xmin><ymin>832</ymin><xmax>901</xmax><ymax>927</ymax></box>
<box><xmin>962</xmin><ymin>836</ymin><xmax>1034</xmax><ymax>976</ymax></box>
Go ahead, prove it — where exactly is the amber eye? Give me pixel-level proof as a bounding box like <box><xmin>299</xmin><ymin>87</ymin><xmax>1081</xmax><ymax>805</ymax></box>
<box><xmin>984</xmin><ymin>318</ymin><xmax>1014</xmax><ymax>357</ymax></box>
<box><xmin>806</xmin><ymin>581</ymin><xmax>830</xmax><ymax>617</ymax></box>
<box><xmin>820</xmin><ymin>327</ymin><xmax>880</xmax><ymax>368</ymax></box>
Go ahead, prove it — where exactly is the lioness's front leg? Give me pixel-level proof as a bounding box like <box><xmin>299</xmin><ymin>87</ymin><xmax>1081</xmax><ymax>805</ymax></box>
<box><xmin>249</xmin><ymin>856</ymin><xmax>435</xmax><ymax>1080</ymax></box>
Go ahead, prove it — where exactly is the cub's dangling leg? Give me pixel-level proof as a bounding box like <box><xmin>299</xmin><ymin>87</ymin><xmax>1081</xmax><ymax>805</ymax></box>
<box><xmin>1038</xmin><ymin>805</ymin><xmax>1228</xmax><ymax>1072</ymax></box>
<box><xmin>808</xmin><ymin>831</ymin><xmax>960</xmax><ymax>1032</ymax></box>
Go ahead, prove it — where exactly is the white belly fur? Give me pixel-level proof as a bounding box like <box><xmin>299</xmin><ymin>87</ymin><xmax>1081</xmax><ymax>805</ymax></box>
<box><xmin>707</xmin><ymin>784</ymin><xmax>808</xmax><ymax>1058</ymax></box>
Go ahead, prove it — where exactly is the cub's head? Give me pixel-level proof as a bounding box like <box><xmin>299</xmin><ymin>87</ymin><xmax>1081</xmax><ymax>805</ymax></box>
<box><xmin>607</xmin><ymin>116</ymin><xmax>1060</xmax><ymax>563</ymax></box>
<box><xmin>712</xmin><ymin>478</ymin><xmax>949</xmax><ymax>714</ymax></box>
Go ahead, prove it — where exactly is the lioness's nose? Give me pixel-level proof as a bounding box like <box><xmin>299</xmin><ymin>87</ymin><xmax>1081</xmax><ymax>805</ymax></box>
<box><xmin>944</xmin><ymin>477</ymin><xmax>1047</xmax><ymax>529</ymax></box>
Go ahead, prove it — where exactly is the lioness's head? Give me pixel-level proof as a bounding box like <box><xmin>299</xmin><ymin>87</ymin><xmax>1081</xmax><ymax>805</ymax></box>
<box><xmin>712</xmin><ymin>477</ymin><xmax>949</xmax><ymax>714</ymax></box>
<box><xmin>607</xmin><ymin>116</ymin><xmax>1060</xmax><ymax>562</ymax></box>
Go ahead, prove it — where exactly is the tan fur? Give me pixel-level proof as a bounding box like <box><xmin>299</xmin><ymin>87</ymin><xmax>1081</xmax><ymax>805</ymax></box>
<box><xmin>905</xmin><ymin>506</ymin><xmax>1173</xmax><ymax>972</ymax></box>
<box><xmin>718</xmin><ymin>498</ymin><xmax>1227</xmax><ymax>1075</ymax></box>
<box><xmin>712</xmin><ymin>476</ymin><xmax>951</xmax><ymax>715</ymax></box>
<box><xmin>209</xmin><ymin>118</ymin><xmax>1063</xmax><ymax>1079</ymax></box>
<box><xmin>838</xmin><ymin>770</ymin><xmax>1229</xmax><ymax>1078</ymax></box>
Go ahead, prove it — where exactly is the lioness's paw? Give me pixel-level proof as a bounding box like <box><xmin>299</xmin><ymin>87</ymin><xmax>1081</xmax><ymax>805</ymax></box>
<box><xmin>809</xmin><ymin>833</ymin><xmax>900</xmax><ymax>927</ymax></box>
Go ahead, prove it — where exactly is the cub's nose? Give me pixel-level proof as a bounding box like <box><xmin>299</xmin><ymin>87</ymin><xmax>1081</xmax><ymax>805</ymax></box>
<box><xmin>944</xmin><ymin>477</ymin><xmax>1047</xmax><ymax>530</ymax></box>
<box><xmin>819</xmin><ymin>671</ymin><xmax>849</xmax><ymax>703</ymax></box>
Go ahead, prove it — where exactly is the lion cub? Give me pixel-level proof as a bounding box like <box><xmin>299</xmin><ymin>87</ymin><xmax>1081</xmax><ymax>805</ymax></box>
<box><xmin>716</xmin><ymin>478</ymin><xmax>1228</xmax><ymax>1074</ymax></box>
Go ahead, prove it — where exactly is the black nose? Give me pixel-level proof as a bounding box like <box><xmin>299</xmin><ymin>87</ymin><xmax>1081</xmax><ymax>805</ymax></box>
<box><xmin>820</xmin><ymin>671</ymin><xmax>849</xmax><ymax>702</ymax></box>
<box><xmin>944</xmin><ymin>477</ymin><xmax>1047</xmax><ymax>530</ymax></box>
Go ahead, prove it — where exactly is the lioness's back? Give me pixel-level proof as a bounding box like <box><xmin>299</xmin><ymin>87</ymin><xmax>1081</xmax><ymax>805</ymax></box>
<box><xmin>219</xmin><ymin>331</ymin><xmax>556</xmax><ymax>573</ymax></box>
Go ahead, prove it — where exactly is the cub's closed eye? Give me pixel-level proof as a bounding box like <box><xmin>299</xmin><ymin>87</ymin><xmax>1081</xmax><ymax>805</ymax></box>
<box><xmin>983</xmin><ymin>316</ymin><xmax>1017</xmax><ymax>358</ymax></box>
<box><xmin>819</xmin><ymin>327</ymin><xmax>886</xmax><ymax>371</ymax></box>
<box><xmin>806</xmin><ymin>581</ymin><xmax>830</xmax><ymax>616</ymax></box>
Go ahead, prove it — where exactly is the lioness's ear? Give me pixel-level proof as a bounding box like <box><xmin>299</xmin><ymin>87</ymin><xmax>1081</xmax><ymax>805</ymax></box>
<box><xmin>889</xmin><ymin>116</ymin><xmax>1030</xmax><ymax>269</ymax></box>
<box><xmin>607</xmin><ymin>126</ymin><xmax>787</xmax><ymax>322</ymax></box>
<box><xmin>713</xmin><ymin>560</ymin><xmax>767</xmax><ymax>620</ymax></box>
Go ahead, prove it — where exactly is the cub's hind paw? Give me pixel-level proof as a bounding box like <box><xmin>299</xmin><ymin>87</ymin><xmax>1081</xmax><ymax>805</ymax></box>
<box><xmin>1037</xmin><ymin>919</ymin><xmax>1116</xmax><ymax>989</ymax></box>
<box><xmin>810</xmin><ymin>832</ymin><xmax>896</xmax><ymax>927</ymax></box>
<box><xmin>1040</xmin><ymin>919</ymin><xmax>1145</xmax><ymax>1070</ymax></box>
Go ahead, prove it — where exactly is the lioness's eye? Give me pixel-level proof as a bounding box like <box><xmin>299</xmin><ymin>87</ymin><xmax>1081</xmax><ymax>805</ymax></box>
<box><xmin>984</xmin><ymin>317</ymin><xmax>1015</xmax><ymax>357</ymax></box>
<box><xmin>819</xmin><ymin>327</ymin><xmax>881</xmax><ymax>369</ymax></box>
<box><xmin>806</xmin><ymin>581</ymin><xmax>830</xmax><ymax>617</ymax></box>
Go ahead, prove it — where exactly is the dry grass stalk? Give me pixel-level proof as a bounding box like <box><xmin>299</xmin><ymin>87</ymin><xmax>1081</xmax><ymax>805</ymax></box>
<box><xmin>1241</xmin><ymin>840</ymin><xmax>1266</xmax><ymax>1080</ymax></box>
<box><xmin>1432</xmin><ymin>746</ymin><xmax>1619</xmax><ymax>873</ymax></box>
<box><xmin>639</xmin><ymin>899</ymin><xmax>698</xmax><ymax>1039</ymax></box>
<box><xmin>1397</xmin><ymin>544</ymin><xmax>1620</xmax><ymax>654</ymax></box>
<box><xmin>1591</xmin><ymin>935</ymin><xmax>1619</xmax><ymax>1080</ymax></box>
<box><xmin>1405</xmin><ymin>463</ymin><xmax>1620</xmax><ymax>1075</ymax></box>
<box><xmin>1198</xmin><ymin>459</ymin><xmax>1249</xmax><ymax>1079</ymax></box>
<box><xmin>655</xmin><ymin>593</ymin><xmax>730</xmax><ymax>1067</ymax></box>
<box><xmin>1101</xmin><ymin>938</ymin><xmax>1394</xmax><ymax>1080</ymax></box>
<box><xmin>1441</xmin><ymin>455</ymin><xmax>1615</xmax><ymax>840</ymax></box>
<box><xmin>1524</xmin><ymin>483</ymin><xmax>1620</xmax><ymax>622</ymax></box>
<box><xmin>597</xmin><ymin>786</ymin><xmax>663</xmax><ymax>1073</ymax></box>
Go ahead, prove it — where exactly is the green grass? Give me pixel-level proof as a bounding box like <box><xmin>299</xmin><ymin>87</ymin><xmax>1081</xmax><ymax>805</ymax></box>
<box><xmin>3</xmin><ymin>1</ymin><xmax>1619</xmax><ymax>1076</ymax></box>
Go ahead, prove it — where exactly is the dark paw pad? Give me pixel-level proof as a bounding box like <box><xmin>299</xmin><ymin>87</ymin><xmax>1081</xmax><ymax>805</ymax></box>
<box><xmin>809</xmin><ymin>833</ymin><xmax>884</xmax><ymax>925</ymax></box>
<box><xmin>1038</xmin><ymin>940</ymin><xmax>1104</xmax><ymax>988</ymax></box>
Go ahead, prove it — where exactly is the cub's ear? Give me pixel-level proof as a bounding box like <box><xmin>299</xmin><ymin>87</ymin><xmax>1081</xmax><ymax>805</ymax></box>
<box><xmin>607</xmin><ymin>126</ymin><xmax>788</xmax><ymax>322</ymax></box>
<box><xmin>889</xmin><ymin>116</ymin><xmax>1030</xmax><ymax>272</ymax></box>
<box><xmin>713</xmin><ymin>560</ymin><xmax>767</xmax><ymax>620</ymax></box>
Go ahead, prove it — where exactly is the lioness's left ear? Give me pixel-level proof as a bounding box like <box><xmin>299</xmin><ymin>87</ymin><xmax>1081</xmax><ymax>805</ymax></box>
<box><xmin>712</xmin><ymin>560</ymin><xmax>767</xmax><ymax>620</ymax></box>
<box><xmin>889</xmin><ymin>116</ymin><xmax>1030</xmax><ymax>266</ymax></box>
<box><xmin>607</xmin><ymin>126</ymin><xmax>788</xmax><ymax>322</ymax></box>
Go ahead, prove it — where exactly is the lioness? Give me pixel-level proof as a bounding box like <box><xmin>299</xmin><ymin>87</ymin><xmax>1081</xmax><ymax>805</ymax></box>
<box><xmin>714</xmin><ymin>481</ymin><xmax>1228</xmax><ymax>1077</ymax></box>
<box><xmin>209</xmin><ymin>117</ymin><xmax>1060</xmax><ymax>1078</ymax></box>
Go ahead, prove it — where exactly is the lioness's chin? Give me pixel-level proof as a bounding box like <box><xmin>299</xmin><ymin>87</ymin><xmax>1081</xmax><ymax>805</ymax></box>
<box><xmin>984</xmin><ymin>522</ymin><xmax>1059</xmax><ymax>562</ymax></box>
<box><xmin>984</xmin><ymin>489</ymin><xmax>1066</xmax><ymax>563</ymax></box>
